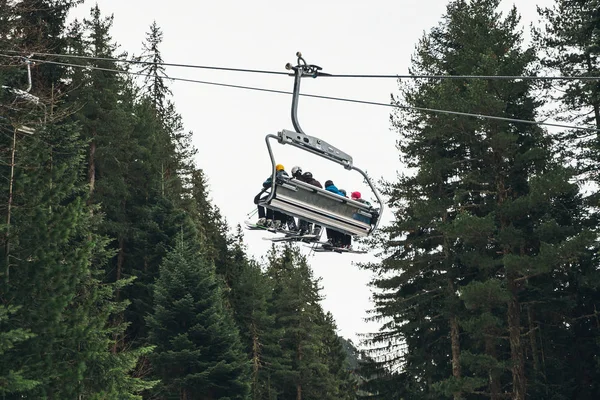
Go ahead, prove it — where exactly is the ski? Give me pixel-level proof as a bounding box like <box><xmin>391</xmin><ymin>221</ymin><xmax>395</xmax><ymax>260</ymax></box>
<box><xmin>308</xmin><ymin>242</ymin><xmax>367</xmax><ymax>254</ymax></box>
<box><xmin>244</xmin><ymin>220</ymin><xmax>297</xmax><ymax>235</ymax></box>
<box><xmin>263</xmin><ymin>234</ymin><xmax>320</xmax><ymax>243</ymax></box>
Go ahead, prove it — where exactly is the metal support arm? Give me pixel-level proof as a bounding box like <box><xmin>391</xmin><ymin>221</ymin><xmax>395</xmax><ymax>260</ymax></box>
<box><xmin>285</xmin><ymin>52</ymin><xmax>329</xmax><ymax>135</ymax></box>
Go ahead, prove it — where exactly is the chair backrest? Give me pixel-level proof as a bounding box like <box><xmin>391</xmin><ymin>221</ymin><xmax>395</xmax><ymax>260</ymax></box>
<box><xmin>260</xmin><ymin>178</ymin><xmax>376</xmax><ymax>236</ymax></box>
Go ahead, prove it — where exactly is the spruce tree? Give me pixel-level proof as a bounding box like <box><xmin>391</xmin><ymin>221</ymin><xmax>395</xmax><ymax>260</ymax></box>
<box><xmin>266</xmin><ymin>245</ymin><xmax>347</xmax><ymax>400</ymax></box>
<box><xmin>66</xmin><ymin>8</ymin><xmax>189</xmax><ymax>350</ymax></box>
<box><xmin>140</xmin><ymin>21</ymin><xmax>172</xmax><ymax>117</ymax></box>
<box><xmin>139</xmin><ymin>22</ymin><xmax>197</xmax><ymax>199</ymax></box>
<box><xmin>147</xmin><ymin>236</ymin><xmax>250</xmax><ymax>399</ymax></box>
<box><xmin>0</xmin><ymin>120</ymin><xmax>152</xmax><ymax>398</ymax></box>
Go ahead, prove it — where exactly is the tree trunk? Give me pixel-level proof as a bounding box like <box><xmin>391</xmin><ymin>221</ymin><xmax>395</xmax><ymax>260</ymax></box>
<box><xmin>507</xmin><ymin>274</ymin><xmax>526</xmax><ymax>400</ymax></box>
<box><xmin>88</xmin><ymin>139</ymin><xmax>96</xmax><ymax>197</ymax></box>
<box><xmin>444</xmin><ymin>214</ymin><xmax>462</xmax><ymax>400</ymax></box>
<box><xmin>527</xmin><ymin>306</ymin><xmax>539</xmax><ymax>373</ymax></box>
<box><xmin>450</xmin><ymin>315</ymin><xmax>463</xmax><ymax>400</ymax></box>
<box><xmin>484</xmin><ymin>335</ymin><xmax>501</xmax><ymax>400</ymax></box>
<box><xmin>4</xmin><ymin>128</ymin><xmax>17</xmax><ymax>284</ymax></box>
<box><xmin>296</xmin><ymin>342</ymin><xmax>302</xmax><ymax>400</ymax></box>
<box><xmin>251</xmin><ymin>322</ymin><xmax>261</xmax><ymax>399</ymax></box>
<box><xmin>585</xmin><ymin>54</ymin><xmax>600</xmax><ymax>130</ymax></box>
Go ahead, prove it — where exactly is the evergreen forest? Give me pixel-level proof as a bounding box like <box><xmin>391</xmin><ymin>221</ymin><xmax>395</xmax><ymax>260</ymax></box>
<box><xmin>1</xmin><ymin>0</ymin><xmax>600</xmax><ymax>399</ymax></box>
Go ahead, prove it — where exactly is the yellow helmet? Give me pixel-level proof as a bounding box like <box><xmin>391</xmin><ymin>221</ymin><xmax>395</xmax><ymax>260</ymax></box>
<box><xmin>276</xmin><ymin>164</ymin><xmax>285</xmax><ymax>171</ymax></box>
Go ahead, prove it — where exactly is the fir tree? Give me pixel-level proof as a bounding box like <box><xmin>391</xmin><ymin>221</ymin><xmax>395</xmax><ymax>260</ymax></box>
<box><xmin>1</xmin><ymin>2</ymin><xmax>153</xmax><ymax>396</ymax></box>
<box><xmin>139</xmin><ymin>22</ymin><xmax>197</xmax><ymax>199</ymax></box>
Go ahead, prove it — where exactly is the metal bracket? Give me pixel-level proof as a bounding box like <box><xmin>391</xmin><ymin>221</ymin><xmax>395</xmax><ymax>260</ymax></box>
<box><xmin>284</xmin><ymin>52</ymin><xmax>330</xmax><ymax>135</ymax></box>
<box><xmin>277</xmin><ymin>129</ymin><xmax>353</xmax><ymax>169</ymax></box>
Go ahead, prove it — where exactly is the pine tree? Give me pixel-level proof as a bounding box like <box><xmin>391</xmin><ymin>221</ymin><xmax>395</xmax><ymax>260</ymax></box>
<box><xmin>147</xmin><ymin>235</ymin><xmax>250</xmax><ymax>399</ymax></box>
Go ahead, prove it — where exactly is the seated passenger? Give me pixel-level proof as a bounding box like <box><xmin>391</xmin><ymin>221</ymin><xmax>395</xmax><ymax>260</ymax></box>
<box><xmin>256</xmin><ymin>164</ymin><xmax>297</xmax><ymax>231</ymax></box>
<box><xmin>351</xmin><ymin>191</ymin><xmax>380</xmax><ymax>226</ymax></box>
<box><xmin>351</xmin><ymin>191</ymin><xmax>371</xmax><ymax>206</ymax></box>
<box><xmin>324</xmin><ymin>180</ymin><xmax>351</xmax><ymax>248</ymax></box>
<box><xmin>338</xmin><ymin>188</ymin><xmax>352</xmax><ymax>248</ymax></box>
<box><xmin>324</xmin><ymin>180</ymin><xmax>345</xmax><ymax>196</ymax></box>
<box><xmin>291</xmin><ymin>166</ymin><xmax>322</xmax><ymax>236</ymax></box>
<box><xmin>349</xmin><ymin>190</ymin><xmax>372</xmax><ymax>226</ymax></box>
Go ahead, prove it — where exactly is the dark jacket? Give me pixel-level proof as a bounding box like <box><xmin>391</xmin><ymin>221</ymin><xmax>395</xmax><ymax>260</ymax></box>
<box><xmin>263</xmin><ymin>170</ymin><xmax>289</xmax><ymax>188</ymax></box>
<box><xmin>298</xmin><ymin>173</ymin><xmax>322</xmax><ymax>189</ymax></box>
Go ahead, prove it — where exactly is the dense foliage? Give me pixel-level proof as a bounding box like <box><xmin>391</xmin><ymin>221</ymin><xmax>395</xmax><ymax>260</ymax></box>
<box><xmin>0</xmin><ymin>2</ymin><xmax>354</xmax><ymax>399</ymax></box>
<box><xmin>2</xmin><ymin>1</ymin><xmax>600</xmax><ymax>399</ymax></box>
<box><xmin>361</xmin><ymin>1</ymin><xmax>600</xmax><ymax>399</ymax></box>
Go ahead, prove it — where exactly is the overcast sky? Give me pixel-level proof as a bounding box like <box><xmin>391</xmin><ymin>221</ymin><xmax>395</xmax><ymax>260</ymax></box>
<box><xmin>69</xmin><ymin>0</ymin><xmax>554</xmax><ymax>345</ymax></box>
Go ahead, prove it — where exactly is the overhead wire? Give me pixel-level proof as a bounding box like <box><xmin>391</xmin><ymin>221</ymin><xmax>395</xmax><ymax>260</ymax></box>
<box><xmin>1</xmin><ymin>53</ymin><xmax>599</xmax><ymax>133</ymax></box>
<box><xmin>0</xmin><ymin>49</ymin><xmax>290</xmax><ymax>76</ymax></box>
<box><xmin>2</xmin><ymin>49</ymin><xmax>600</xmax><ymax>81</ymax></box>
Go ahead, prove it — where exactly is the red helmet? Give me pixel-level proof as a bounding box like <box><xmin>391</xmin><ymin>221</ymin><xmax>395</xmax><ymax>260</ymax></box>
<box><xmin>351</xmin><ymin>191</ymin><xmax>361</xmax><ymax>200</ymax></box>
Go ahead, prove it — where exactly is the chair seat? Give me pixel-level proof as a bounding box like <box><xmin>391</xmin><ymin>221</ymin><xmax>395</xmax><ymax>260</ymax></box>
<box><xmin>259</xmin><ymin>178</ymin><xmax>377</xmax><ymax>237</ymax></box>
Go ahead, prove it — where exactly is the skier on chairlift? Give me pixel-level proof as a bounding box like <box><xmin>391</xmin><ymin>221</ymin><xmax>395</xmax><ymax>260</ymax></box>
<box><xmin>255</xmin><ymin>164</ymin><xmax>298</xmax><ymax>231</ymax></box>
<box><xmin>247</xmin><ymin>53</ymin><xmax>383</xmax><ymax>254</ymax></box>
<box><xmin>291</xmin><ymin>166</ymin><xmax>323</xmax><ymax>236</ymax></box>
<box><xmin>324</xmin><ymin>180</ymin><xmax>352</xmax><ymax>249</ymax></box>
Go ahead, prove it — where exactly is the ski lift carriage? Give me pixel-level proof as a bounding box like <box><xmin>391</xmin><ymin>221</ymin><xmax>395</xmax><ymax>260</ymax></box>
<box><xmin>1</xmin><ymin>55</ymin><xmax>42</xmax><ymax>134</ymax></box>
<box><xmin>257</xmin><ymin>53</ymin><xmax>384</xmax><ymax>239</ymax></box>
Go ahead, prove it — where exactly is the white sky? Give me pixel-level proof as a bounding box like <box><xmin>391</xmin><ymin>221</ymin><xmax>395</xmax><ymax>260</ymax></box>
<box><xmin>69</xmin><ymin>0</ymin><xmax>554</xmax><ymax>345</ymax></box>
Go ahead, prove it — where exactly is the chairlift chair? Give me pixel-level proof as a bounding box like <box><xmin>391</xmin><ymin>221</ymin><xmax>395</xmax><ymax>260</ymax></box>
<box><xmin>1</xmin><ymin>56</ymin><xmax>41</xmax><ymax>134</ymax></box>
<box><xmin>258</xmin><ymin>53</ymin><xmax>384</xmax><ymax>239</ymax></box>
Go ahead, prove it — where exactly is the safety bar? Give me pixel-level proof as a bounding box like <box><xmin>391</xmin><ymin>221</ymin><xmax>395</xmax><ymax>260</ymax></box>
<box><xmin>264</xmin><ymin>132</ymin><xmax>384</xmax><ymax>234</ymax></box>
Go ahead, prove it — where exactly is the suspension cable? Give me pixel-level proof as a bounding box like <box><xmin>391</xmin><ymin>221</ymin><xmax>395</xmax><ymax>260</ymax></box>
<box><xmin>2</xmin><ymin>54</ymin><xmax>598</xmax><ymax>133</ymax></box>
<box><xmin>2</xmin><ymin>49</ymin><xmax>600</xmax><ymax>81</ymax></box>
